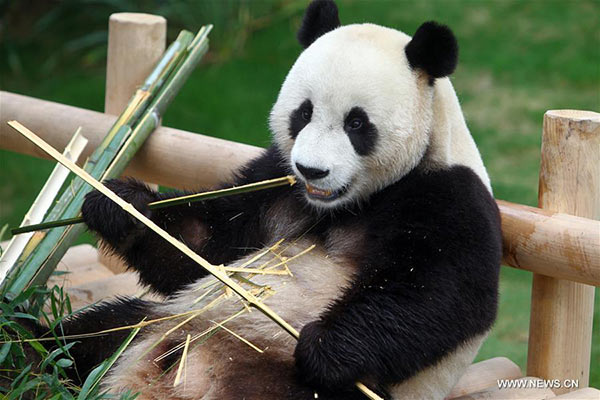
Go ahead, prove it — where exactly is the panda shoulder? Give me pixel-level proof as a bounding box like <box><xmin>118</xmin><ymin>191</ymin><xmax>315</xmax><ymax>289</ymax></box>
<box><xmin>422</xmin><ymin>165</ymin><xmax>496</xmax><ymax>203</ymax></box>
<box><xmin>371</xmin><ymin>165</ymin><xmax>500</xmax><ymax>227</ymax></box>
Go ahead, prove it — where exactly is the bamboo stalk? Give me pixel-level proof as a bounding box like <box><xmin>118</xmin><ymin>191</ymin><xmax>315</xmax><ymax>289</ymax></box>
<box><xmin>8</xmin><ymin>121</ymin><xmax>382</xmax><ymax>400</ymax></box>
<box><xmin>0</xmin><ymin>130</ymin><xmax>87</xmax><ymax>284</ymax></box>
<box><xmin>11</xmin><ymin>175</ymin><xmax>296</xmax><ymax>235</ymax></box>
<box><xmin>2</xmin><ymin>27</ymin><xmax>212</xmax><ymax>296</ymax></box>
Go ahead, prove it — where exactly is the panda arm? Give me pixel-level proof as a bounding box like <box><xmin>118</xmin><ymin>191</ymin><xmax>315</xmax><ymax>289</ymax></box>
<box><xmin>294</xmin><ymin>166</ymin><xmax>502</xmax><ymax>390</ymax></box>
<box><xmin>81</xmin><ymin>146</ymin><xmax>290</xmax><ymax>296</ymax></box>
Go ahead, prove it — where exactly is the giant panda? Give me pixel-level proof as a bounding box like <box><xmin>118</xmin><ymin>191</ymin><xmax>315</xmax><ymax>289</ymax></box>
<box><xmin>28</xmin><ymin>1</ymin><xmax>502</xmax><ymax>399</ymax></box>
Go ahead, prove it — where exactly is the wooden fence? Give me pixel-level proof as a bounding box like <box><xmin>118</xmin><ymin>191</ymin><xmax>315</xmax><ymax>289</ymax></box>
<box><xmin>0</xmin><ymin>12</ymin><xmax>598</xmax><ymax>396</ymax></box>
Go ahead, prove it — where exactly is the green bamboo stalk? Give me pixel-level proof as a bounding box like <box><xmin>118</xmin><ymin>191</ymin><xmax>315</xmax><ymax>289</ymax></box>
<box><xmin>11</xmin><ymin>175</ymin><xmax>295</xmax><ymax>235</ymax></box>
<box><xmin>2</xmin><ymin>27</ymin><xmax>212</xmax><ymax>296</ymax></box>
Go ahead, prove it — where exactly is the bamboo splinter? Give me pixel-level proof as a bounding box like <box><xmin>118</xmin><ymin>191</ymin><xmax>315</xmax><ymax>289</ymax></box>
<box><xmin>7</xmin><ymin>120</ymin><xmax>381</xmax><ymax>400</ymax></box>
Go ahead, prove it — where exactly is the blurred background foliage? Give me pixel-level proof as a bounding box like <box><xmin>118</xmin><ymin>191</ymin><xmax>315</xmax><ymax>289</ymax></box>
<box><xmin>0</xmin><ymin>0</ymin><xmax>599</xmax><ymax>388</ymax></box>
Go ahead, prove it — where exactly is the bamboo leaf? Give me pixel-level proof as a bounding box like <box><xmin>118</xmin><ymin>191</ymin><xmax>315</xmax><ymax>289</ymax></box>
<box><xmin>40</xmin><ymin>341</ymin><xmax>77</xmax><ymax>372</ymax></box>
<box><xmin>77</xmin><ymin>326</ymin><xmax>140</xmax><ymax>400</ymax></box>
<box><xmin>0</xmin><ymin>342</ymin><xmax>11</xmax><ymax>364</ymax></box>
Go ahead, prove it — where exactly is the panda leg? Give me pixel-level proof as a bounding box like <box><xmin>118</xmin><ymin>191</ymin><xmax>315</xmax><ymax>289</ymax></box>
<box><xmin>31</xmin><ymin>297</ymin><xmax>159</xmax><ymax>384</ymax></box>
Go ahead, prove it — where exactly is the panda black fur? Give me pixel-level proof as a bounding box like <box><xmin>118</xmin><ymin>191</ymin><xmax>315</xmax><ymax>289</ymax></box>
<box><xmin>30</xmin><ymin>1</ymin><xmax>502</xmax><ymax>399</ymax></box>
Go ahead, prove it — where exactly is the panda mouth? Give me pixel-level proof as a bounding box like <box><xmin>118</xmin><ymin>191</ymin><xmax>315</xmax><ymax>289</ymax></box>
<box><xmin>305</xmin><ymin>183</ymin><xmax>347</xmax><ymax>201</ymax></box>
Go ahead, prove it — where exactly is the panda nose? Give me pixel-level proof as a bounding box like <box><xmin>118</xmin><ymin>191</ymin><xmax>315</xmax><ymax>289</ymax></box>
<box><xmin>295</xmin><ymin>163</ymin><xmax>329</xmax><ymax>180</ymax></box>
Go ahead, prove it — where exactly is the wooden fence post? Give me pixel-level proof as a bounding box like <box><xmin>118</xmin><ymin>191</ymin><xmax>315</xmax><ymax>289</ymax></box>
<box><xmin>101</xmin><ymin>13</ymin><xmax>166</xmax><ymax>273</ymax></box>
<box><xmin>105</xmin><ymin>13</ymin><xmax>166</xmax><ymax>115</ymax></box>
<box><xmin>527</xmin><ymin>110</ymin><xmax>600</xmax><ymax>394</ymax></box>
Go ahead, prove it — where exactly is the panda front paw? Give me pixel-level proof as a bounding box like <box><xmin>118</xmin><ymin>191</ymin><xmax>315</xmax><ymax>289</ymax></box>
<box><xmin>294</xmin><ymin>320</ymin><xmax>362</xmax><ymax>393</ymax></box>
<box><xmin>81</xmin><ymin>178</ymin><xmax>156</xmax><ymax>248</ymax></box>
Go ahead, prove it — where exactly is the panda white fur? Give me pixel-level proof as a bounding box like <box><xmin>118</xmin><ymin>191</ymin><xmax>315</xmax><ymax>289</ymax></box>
<box><xmin>30</xmin><ymin>1</ymin><xmax>502</xmax><ymax>399</ymax></box>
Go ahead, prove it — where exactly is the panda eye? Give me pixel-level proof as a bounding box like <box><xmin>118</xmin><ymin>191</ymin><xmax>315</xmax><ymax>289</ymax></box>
<box><xmin>348</xmin><ymin>118</ymin><xmax>363</xmax><ymax>130</ymax></box>
<box><xmin>301</xmin><ymin>108</ymin><xmax>312</xmax><ymax>122</ymax></box>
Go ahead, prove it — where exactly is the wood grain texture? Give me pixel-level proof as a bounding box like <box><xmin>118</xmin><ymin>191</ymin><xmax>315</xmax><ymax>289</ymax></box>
<box><xmin>553</xmin><ymin>387</ymin><xmax>600</xmax><ymax>399</ymax></box>
<box><xmin>499</xmin><ymin>200</ymin><xmax>600</xmax><ymax>286</ymax></box>
<box><xmin>527</xmin><ymin>110</ymin><xmax>599</xmax><ymax>394</ymax></box>
<box><xmin>105</xmin><ymin>13</ymin><xmax>166</xmax><ymax>116</ymax></box>
<box><xmin>448</xmin><ymin>357</ymin><xmax>523</xmax><ymax>399</ymax></box>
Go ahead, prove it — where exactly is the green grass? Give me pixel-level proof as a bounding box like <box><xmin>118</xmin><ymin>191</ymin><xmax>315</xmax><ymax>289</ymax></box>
<box><xmin>1</xmin><ymin>0</ymin><xmax>599</xmax><ymax>391</ymax></box>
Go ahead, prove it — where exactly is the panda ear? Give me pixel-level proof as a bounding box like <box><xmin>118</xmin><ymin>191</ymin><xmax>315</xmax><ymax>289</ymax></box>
<box><xmin>297</xmin><ymin>0</ymin><xmax>341</xmax><ymax>48</ymax></box>
<box><xmin>405</xmin><ymin>21</ymin><xmax>458</xmax><ymax>79</ymax></box>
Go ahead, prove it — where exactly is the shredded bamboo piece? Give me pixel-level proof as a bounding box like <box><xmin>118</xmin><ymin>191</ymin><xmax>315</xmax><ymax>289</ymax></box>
<box><xmin>192</xmin><ymin>285</ymin><xmax>217</xmax><ymax>304</ymax></box>
<box><xmin>192</xmin><ymin>239</ymin><xmax>286</xmax><ymax>302</ymax></box>
<box><xmin>7</xmin><ymin>121</ymin><xmax>382</xmax><ymax>400</ymax></box>
<box><xmin>132</xmin><ymin>292</ymin><xmax>230</xmax><ymax>362</ymax></box>
<box><xmin>222</xmin><ymin>267</ymin><xmax>290</xmax><ymax>275</ymax></box>
<box><xmin>263</xmin><ymin>244</ymin><xmax>316</xmax><ymax>270</ymax></box>
<box><xmin>173</xmin><ymin>334</ymin><xmax>191</xmax><ymax>387</ymax></box>
<box><xmin>154</xmin><ymin>287</ymin><xmax>273</xmax><ymax>365</ymax></box>
<box><xmin>3</xmin><ymin>306</ymin><xmax>220</xmax><ymax>344</ymax></box>
<box><xmin>356</xmin><ymin>383</ymin><xmax>382</xmax><ymax>399</ymax></box>
<box><xmin>269</xmin><ymin>251</ymin><xmax>293</xmax><ymax>277</ymax></box>
<box><xmin>236</xmin><ymin>239</ymin><xmax>285</xmax><ymax>269</ymax></box>
<box><xmin>154</xmin><ymin>309</ymin><xmax>247</xmax><ymax>363</ymax></box>
<box><xmin>210</xmin><ymin>319</ymin><xmax>264</xmax><ymax>353</ymax></box>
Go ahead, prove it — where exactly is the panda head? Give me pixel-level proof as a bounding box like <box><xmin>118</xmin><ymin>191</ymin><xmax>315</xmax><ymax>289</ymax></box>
<box><xmin>269</xmin><ymin>0</ymin><xmax>459</xmax><ymax>209</ymax></box>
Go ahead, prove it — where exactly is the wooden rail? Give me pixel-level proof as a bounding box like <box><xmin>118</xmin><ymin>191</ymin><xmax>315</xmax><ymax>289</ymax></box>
<box><xmin>499</xmin><ymin>200</ymin><xmax>599</xmax><ymax>286</ymax></box>
<box><xmin>0</xmin><ymin>90</ymin><xmax>262</xmax><ymax>188</ymax></box>
<box><xmin>1</xmin><ymin>91</ymin><xmax>599</xmax><ymax>287</ymax></box>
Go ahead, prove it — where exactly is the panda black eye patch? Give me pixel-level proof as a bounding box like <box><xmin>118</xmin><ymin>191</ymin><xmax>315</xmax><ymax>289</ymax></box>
<box><xmin>289</xmin><ymin>99</ymin><xmax>313</xmax><ymax>139</ymax></box>
<box><xmin>344</xmin><ymin>107</ymin><xmax>378</xmax><ymax>156</ymax></box>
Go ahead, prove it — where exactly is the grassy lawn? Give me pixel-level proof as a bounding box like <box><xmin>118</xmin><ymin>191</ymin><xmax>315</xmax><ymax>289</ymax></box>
<box><xmin>1</xmin><ymin>0</ymin><xmax>598</xmax><ymax>388</ymax></box>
